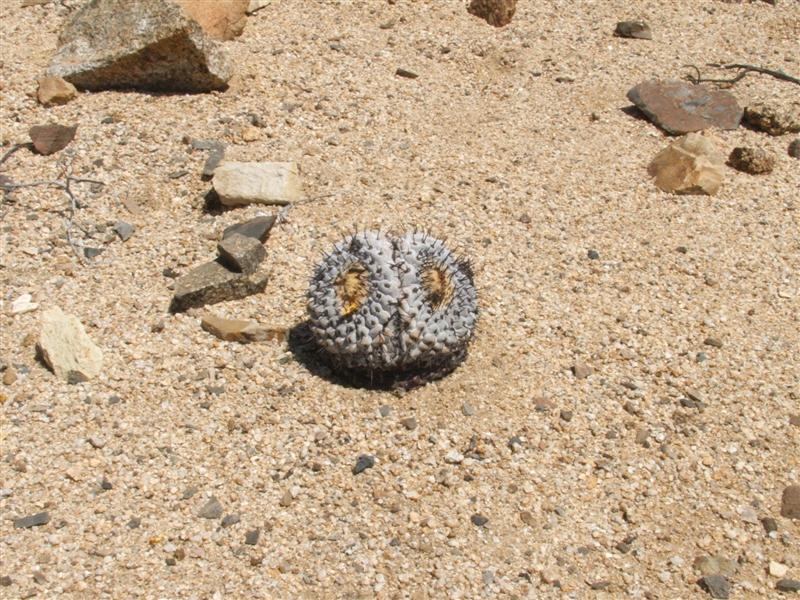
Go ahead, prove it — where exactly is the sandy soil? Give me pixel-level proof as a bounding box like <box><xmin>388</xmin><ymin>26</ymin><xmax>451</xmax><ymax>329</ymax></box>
<box><xmin>1</xmin><ymin>1</ymin><xmax>799</xmax><ymax>598</ymax></box>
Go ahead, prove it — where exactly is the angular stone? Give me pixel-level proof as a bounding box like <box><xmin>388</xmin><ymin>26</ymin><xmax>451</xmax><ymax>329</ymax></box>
<box><xmin>244</xmin><ymin>528</ymin><xmax>260</xmax><ymax>545</ymax></box>
<box><xmin>113</xmin><ymin>221</ymin><xmax>135</xmax><ymax>242</ymax></box>
<box><xmin>572</xmin><ymin>361</ymin><xmax>592</xmax><ymax>379</ymax></box>
<box><xmin>728</xmin><ymin>146</ymin><xmax>775</xmax><ymax>175</ymax></box>
<box><xmin>789</xmin><ymin>139</ymin><xmax>800</xmax><ymax>159</ymax></box>
<box><xmin>11</xmin><ymin>293</ymin><xmax>38</xmax><ymax>315</ymax></box>
<box><xmin>37</xmin><ymin>76</ymin><xmax>77</xmax><ymax>106</ymax></box>
<box><xmin>467</xmin><ymin>0</ymin><xmax>517</xmax><ymax>27</ymax></box>
<box><xmin>38</xmin><ymin>307</ymin><xmax>103</xmax><ymax>383</ymax></box>
<box><xmin>197</xmin><ymin>496</ymin><xmax>223</xmax><ymax>519</ymax></box>
<box><xmin>203</xmin><ymin>146</ymin><xmax>225</xmax><ymax>178</ymax></box>
<box><xmin>614</xmin><ymin>21</ymin><xmax>652</xmax><ymax>40</ymax></box>
<box><xmin>48</xmin><ymin>0</ymin><xmax>233</xmax><ymax>93</ymax></box>
<box><xmin>173</xmin><ymin>0</ymin><xmax>248</xmax><ymax>41</ymax></box>
<box><xmin>352</xmin><ymin>454</ymin><xmax>375</xmax><ymax>475</ymax></box>
<box><xmin>200</xmin><ymin>313</ymin><xmax>283</xmax><ymax>343</ymax></box>
<box><xmin>170</xmin><ymin>260</ymin><xmax>268</xmax><ymax>313</ymax></box>
<box><xmin>693</xmin><ymin>555</ymin><xmax>739</xmax><ymax>578</ymax></box>
<box><xmin>770</xmin><ymin>561</ymin><xmax>789</xmax><ymax>578</ymax></box>
<box><xmin>213</xmin><ymin>162</ymin><xmax>302</xmax><ymax>207</ymax></box>
<box><xmin>781</xmin><ymin>485</ymin><xmax>800</xmax><ymax>519</ymax></box>
<box><xmin>13</xmin><ymin>511</ymin><xmax>50</xmax><ymax>529</ymax></box>
<box><xmin>217</xmin><ymin>233</ymin><xmax>265</xmax><ymax>274</ymax></box>
<box><xmin>29</xmin><ymin>123</ymin><xmax>77</xmax><ymax>155</ymax></box>
<box><xmin>699</xmin><ymin>575</ymin><xmax>731</xmax><ymax>599</ymax></box>
<box><xmin>743</xmin><ymin>103</ymin><xmax>800</xmax><ymax>136</ymax></box>
<box><xmin>648</xmin><ymin>133</ymin><xmax>725</xmax><ymax>195</ymax></box>
<box><xmin>222</xmin><ymin>215</ymin><xmax>276</xmax><ymax>243</ymax></box>
<box><xmin>627</xmin><ymin>80</ymin><xmax>742</xmax><ymax>135</ymax></box>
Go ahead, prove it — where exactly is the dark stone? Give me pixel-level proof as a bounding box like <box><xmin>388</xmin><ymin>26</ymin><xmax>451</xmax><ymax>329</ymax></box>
<box><xmin>100</xmin><ymin>476</ymin><xmax>113</xmax><ymax>490</ymax></box>
<box><xmin>222</xmin><ymin>216</ymin><xmax>276</xmax><ymax>243</ymax></box>
<box><xmin>781</xmin><ymin>485</ymin><xmax>800</xmax><ymax>519</ymax></box>
<box><xmin>777</xmin><ymin>579</ymin><xmax>800</xmax><ymax>593</ymax></box>
<box><xmin>29</xmin><ymin>123</ymin><xmax>77</xmax><ymax>155</ymax></box>
<box><xmin>13</xmin><ymin>511</ymin><xmax>50</xmax><ymax>529</ymax></box>
<box><xmin>395</xmin><ymin>68</ymin><xmax>418</xmax><ymax>79</ymax></box>
<box><xmin>352</xmin><ymin>454</ymin><xmax>375</xmax><ymax>475</ymax></box>
<box><xmin>587</xmin><ymin>249</ymin><xmax>600</xmax><ymax>260</ymax></box>
<box><xmin>202</xmin><ymin>146</ymin><xmax>225</xmax><ymax>178</ymax></box>
<box><xmin>83</xmin><ymin>247</ymin><xmax>104</xmax><ymax>259</ymax></box>
<box><xmin>169</xmin><ymin>260</ymin><xmax>268</xmax><ymax>313</ymax></box>
<box><xmin>789</xmin><ymin>139</ymin><xmax>800</xmax><ymax>159</ymax></box>
<box><xmin>245</xmin><ymin>528</ymin><xmax>260</xmax><ymax>545</ymax></box>
<box><xmin>560</xmin><ymin>409</ymin><xmax>573</xmax><ymax>422</ymax></box>
<box><xmin>467</xmin><ymin>0</ymin><xmax>517</xmax><ymax>27</ymax></box>
<box><xmin>704</xmin><ymin>337</ymin><xmax>723</xmax><ymax>349</ymax></box>
<box><xmin>699</xmin><ymin>575</ymin><xmax>731</xmax><ymax>599</ymax></box>
<box><xmin>127</xmin><ymin>517</ymin><xmax>141</xmax><ymax>529</ymax></box>
<box><xmin>471</xmin><ymin>513</ymin><xmax>489</xmax><ymax>527</ymax></box>
<box><xmin>614</xmin><ymin>20</ymin><xmax>652</xmax><ymax>39</ymax></box>
<box><xmin>0</xmin><ymin>576</ymin><xmax>10</xmax><ymax>586</ymax></box>
<box><xmin>761</xmin><ymin>516</ymin><xmax>778</xmax><ymax>533</ymax></box>
<box><xmin>217</xmin><ymin>233</ymin><xmax>266</xmax><ymax>274</ymax></box>
<box><xmin>728</xmin><ymin>146</ymin><xmax>775</xmax><ymax>175</ymax></box>
<box><xmin>400</xmin><ymin>417</ymin><xmax>417</xmax><ymax>430</ymax></box>
<box><xmin>221</xmin><ymin>514</ymin><xmax>240</xmax><ymax>527</ymax></box>
<box><xmin>626</xmin><ymin>80</ymin><xmax>742</xmax><ymax>135</ymax></box>
<box><xmin>165</xmin><ymin>557</ymin><xmax>176</xmax><ymax>566</ymax></box>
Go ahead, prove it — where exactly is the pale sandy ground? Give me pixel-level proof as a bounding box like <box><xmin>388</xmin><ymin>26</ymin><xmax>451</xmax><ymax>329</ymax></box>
<box><xmin>1</xmin><ymin>1</ymin><xmax>799</xmax><ymax>598</ymax></box>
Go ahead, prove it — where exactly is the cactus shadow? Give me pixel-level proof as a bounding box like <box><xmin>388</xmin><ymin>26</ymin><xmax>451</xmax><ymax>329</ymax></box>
<box><xmin>287</xmin><ymin>321</ymin><xmax>453</xmax><ymax>392</ymax></box>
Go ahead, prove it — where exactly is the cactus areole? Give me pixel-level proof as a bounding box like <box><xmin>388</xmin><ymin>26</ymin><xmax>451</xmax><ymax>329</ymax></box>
<box><xmin>307</xmin><ymin>231</ymin><xmax>478</xmax><ymax>386</ymax></box>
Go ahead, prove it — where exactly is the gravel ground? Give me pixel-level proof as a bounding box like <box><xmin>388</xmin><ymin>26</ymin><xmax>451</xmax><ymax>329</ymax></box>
<box><xmin>1</xmin><ymin>1</ymin><xmax>799</xmax><ymax>598</ymax></box>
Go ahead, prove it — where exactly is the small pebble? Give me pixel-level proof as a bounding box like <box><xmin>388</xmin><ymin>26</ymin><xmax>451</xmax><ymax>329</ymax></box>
<box><xmin>461</xmin><ymin>403</ymin><xmax>476</xmax><ymax>416</ymax></box>
<box><xmin>470</xmin><ymin>513</ymin><xmax>488</xmax><ymax>527</ymax></box>
<box><xmin>587</xmin><ymin>249</ymin><xmax>600</xmax><ymax>260</ymax></box>
<box><xmin>221</xmin><ymin>514</ymin><xmax>240</xmax><ymax>527</ymax></box>
<box><xmin>378</xmin><ymin>404</ymin><xmax>392</xmax><ymax>417</ymax></box>
<box><xmin>400</xmin><ymin>417</ymin><xmax>417</xmax><ymax>430</ymax></box>
<box><xmin>245</xmin><ymin>529</ymin><xmax>260</xmax><ymax>545</ymax></box>
<box><xmin>699</xmin><ymin>574</ymin><xmax>731</xmax><ymax>599</ymax></box>
<box><xmin>704</xmin><ymin>337</ymin><xmax>723</xmax><ymax>349</ymax></box>
<box><xmin>776</xmin><ymin>579</ymin><xmax>800</xmax><ymax>593</ymax></box>
<box><xmin>352</xmin><ymin>454</ymin><xmax>375</xmax><ymax>475</ymax></box>
<box><xmin>197</xmin><ymin>496</ymin><xmax>223</xmax><ymax>519</ymax></box>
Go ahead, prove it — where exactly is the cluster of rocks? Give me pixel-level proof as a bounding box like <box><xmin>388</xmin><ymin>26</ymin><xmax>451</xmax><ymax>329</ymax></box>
<box><xmin>169</xmin><ymin>215</ymin><xmax>274</xmax><ymax>313</ymax></box>
<box><xmin>626</xmin><ymin>79</ymin><xmax>799</xmax><ymax>194</ymax></box>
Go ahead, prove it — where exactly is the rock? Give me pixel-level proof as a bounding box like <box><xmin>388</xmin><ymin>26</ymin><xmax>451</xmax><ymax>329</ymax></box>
<box><xmin>213</xmin><ymin>162</ymin><xmax>302</xmax><ymax>207</ymax></box>
<box><xmin>38</xmin><ymin>307</ymin><xmax>103</xmax><ymax>383</ymax></box>
<box><xmin>627</xmin><ymin>80</ymin><xmax>742</xmax><ymax>135</ymax></box>
<box><xmin>762</xmin><ymin>516</ymin><xmax>778</xmax><ymax>533</ymax></box>
<box><xmin>461</xmin><ymin>402</ymin><xmax>476</xmax><ymax>416</ymax></box>
<box><xmin>777</xmin><ymin>579</ymin><xmax>800</xmax><ymax>593</ymax></box>
<box><xmin>113</xmin><ymin>221</ymin><xmax>135</xmax><ymax>242</ymax></box>
<box><xmin>699</xmin><ymin>575</ymin><xmax>731</xmax><ymax>599</ymax></box>
<box><xmin>197</xmin><ymin>496</ymin><xmax>223</xmax><ymax>519</ymax></box>
<box><xmin>279</xmin><ymin>490</ymin><xmax>293</xmax><ymax>507</ymax></box>
<box><xmin>395</xmin><ymin>68</ymin><xmax>419</xmax><ymax>79</ymax></box>
<box><xmin>217</xmin><ymin>233</ymin><xmax>265</xmax><ymax>274</ymax></box>
<box><xmin>470</xmin><ymin>513</ymin><xmax>489</xmax><ymax>527</ymax></box>
<box><xmin>36</xmin><ymin>76</ymin><xmax>77</xmax><ymax>106</ymax></box>
<box><xmin>247</xmin><ymin>0</ymin><xmax>270</xmax><ymax>14</ymax></box>
<box><xmin>2</xmin><ymin>367</ymin><xmax>17</xmax><ymax>386</ymax></box>
<box><xmin>614</xmin><ymin>21</ymin><xmax>652</xmax><ymax>39</ymax></box>
<box><xmin>352</xmin><ymin>454</ymin><xmax>375</xmax><ymax>475</ymax></box>
<box><xmin>444</xmin><ymin>450</ymin><xmax>464</xmax><ymax>464</ymax></box>
<box><xmin>467</xmin><ymin>0</ymin><xmax>517</xmax><ymax>27</ymax></box>
<box><xmin>519</xmin><ymin>511</ymin><xmax>536</xmax><ymax>527</ymax></box>
<box><xmin>222</xmin><ymin>216</ymin><xmax>276</xmax><ymax>243</ymax></box>
<box><xmin>789</xmin><ymin>139</ymin><xmax>800</xmax><ymax>158</ymax></box>
<box><xmin>29</xmin><ymin>123</ymin><xmax>77</xmax><ymax>155</ymax></box>
<box><xmin>378</xmin><ymin>404</ymin><xmax>392</xmax><ymax>417</ymax></box>
<box><xmin>704</xmin><ymin>336</ymin><xmax>724</xmax><ymax>348</ymax></box>
<box><xmin>11</xmin><ymin>293</ymin><xmax>38</xmax><ymax>315</ymax></box>
<box><xmin>245</xmin><ymin>528</ymin><xmax>259</xmax><ymax>545</ymax></box>
<box><xmin>221</xmin><ymin>514</ymin><xmax>240</xmax><ymax>527</ymax></box>
<box><xmin>83</xmin><ymin>247</ymin><xmax>104</xmax><ymax>260</ymax></box>
<box><xmin>781</xmin><ymin>485</ymin><xmax>800</xmax><ymax>519</ymax></box>
<box><xmin>587</xmin><ymin>249</ymin><xmax>600</xmax><ymax>260</ymax></box>
<box><xmin>173</xmin><ymin>0</ymin><xmax>248</xmax><ymax>41</ymax></box>
<box><xmin>48</xmin><ymin>0</ymin><xmax>233</xmax><ymax>93</ymax></box>
<box><xmin>648</xmin><ymin>133</ymin><xmax>725</xmax><ymax>195</ymax></box>
<box><xmin>694</xmin><ymin>555</ymin><xmax>739</xmax><ymax>577</ymax></box>
<box><xmin>770</xmin><ymin>562</ymin><xmax>789</xmax><ymax>578</ymax></box>
<box><xmin>203</xmin><ymin>146</ymin><xmax>226</xmax><ymax>178</ymax></box>
<box><xmin>572</xmin><ymin>361</ymin><xmax>592</xmax><ymax>379</ymax></box>
<box><xmin>728</xmin><ymin>146</ymin><xmax>775</xmax><ymax>174</ymax></box>
<box><xmin>400</xmin><ymin>417</ymin><xmax>418</xmax><ymax>430</ymax></box>
<box><xmin>169</xmin><ymin>260</ymin><xmax>268</xmax><ymax>313</ymax></box>
<box><xmin>0</xmin><ymin>576</ymin><xmax>10</xmax><ymax>586</ymax></box>
<box><xmin>200</xmin><ymin>313</ymin><xmax>281</xmax><ymax>343</ymax></box>
<box><xmin>13</xmin><ymin>511</ymin><xmax>50</xmax><ymax>529</ymax></box>
<box><xmin>743</xmin><ymin>103</ymin><xmax>800</xmax><ymax>136</ymax></box>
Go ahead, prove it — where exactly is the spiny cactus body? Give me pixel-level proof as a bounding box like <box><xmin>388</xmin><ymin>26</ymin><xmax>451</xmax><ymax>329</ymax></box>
<box><xmin>307</xmin><ymin>231</ymin><xmax>477</xmax><ymax>386</ymax></box>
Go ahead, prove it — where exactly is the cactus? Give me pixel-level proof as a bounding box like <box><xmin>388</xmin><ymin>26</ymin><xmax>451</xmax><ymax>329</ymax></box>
<box><xmin>307</xmin><ymin>231</ymin><xmax>478</xmax><ymax>387</ymax></box>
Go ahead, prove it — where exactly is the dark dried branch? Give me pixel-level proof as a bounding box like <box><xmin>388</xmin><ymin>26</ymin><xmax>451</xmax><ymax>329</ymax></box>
<box><xmin>684</xmin><ymin>63</ymin><xmax>800</xmax><ymax>87</ymax></box>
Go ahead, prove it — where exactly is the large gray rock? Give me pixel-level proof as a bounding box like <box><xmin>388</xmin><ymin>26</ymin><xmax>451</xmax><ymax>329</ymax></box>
<box><xmin>48</xmin><ymin>0</ymin><xmax>233</xmax><ymax>93</ymax></box>
<box><xmin>38</xmin><ymin>307</ymin><xmax>104</xmax><ymax>383</ymax></box>
<box><xmin>170</xmin><ymin>260</ymin><xmax>268</xmax><ymax>312</ymax></box>
<box><xmin>213</xmin><ymin>162</ymin><xmax>302</xmax><ymax>206</ymax></box>
<box><xmin>627</xmin><ymin>80</ymin><xmax>742</xmax><ymax>135</ymax></box>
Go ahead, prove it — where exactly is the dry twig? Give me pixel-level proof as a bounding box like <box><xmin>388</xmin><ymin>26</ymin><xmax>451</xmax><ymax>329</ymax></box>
<box><xmin>684</xmin><ymin>63</ymin><xmax>800</xmax><ymax>87</ymax></box>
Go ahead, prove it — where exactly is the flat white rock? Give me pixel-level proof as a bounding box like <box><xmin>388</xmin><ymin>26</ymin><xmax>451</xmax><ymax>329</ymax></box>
<box><xmin>38</xmin><ymin>306</ymin><xmax>103</xmax><ymax>383</ymax></box>
<box><xmin>11</xmin><ymin>293</ymin><xmax>38</xmax><ymax>315</ymax></box>
<box><xmin>213</xmin><ymin>161</ymin><xmax>302</xmax><ymax>206</ymax></box>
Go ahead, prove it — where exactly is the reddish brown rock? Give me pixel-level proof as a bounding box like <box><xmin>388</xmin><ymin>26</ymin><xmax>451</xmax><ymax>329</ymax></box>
<box><xmin>648</xmin><ymin>133</ymin><xmax>725</xmax><ymax>195</ymax></box>
<box><xmin>781</xmin><ymin>485</ymin><xmax>800</xmax><ymax>519</ymax></box>
<box><xmin>467</xmin><ymin>0</ymin><xmax>517</xmax><ymax>27</ymax></box>
<box><xmin>627</xmin><ymin>80</ymin><xmax>742</xmax><ymax>135</ymax></box>
<box><xmin>29</xmin><ymin>123</ymin><xmax>77</xmax><ymax>155</ymax></box>
<box><xmin>37</xmin><ymin>76</ymin><xmax>77</xmax><ymax>106</ymax></box>
<box><xmin>728</xmin><ymin>146</ymin><xmax>775</xmax><ymax>174</ymax></box>
<box><xmin>173</xmin><ymin>0</ymin><xmax>249</xmax><ymax>41</ymax></box>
